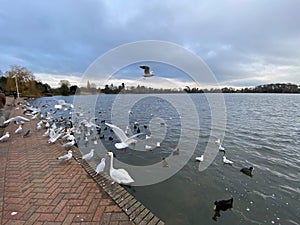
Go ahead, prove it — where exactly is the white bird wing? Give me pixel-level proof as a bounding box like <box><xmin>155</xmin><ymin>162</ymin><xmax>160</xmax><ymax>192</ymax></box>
<box><xmin>125</xmin><ymin>133</ymin><xmax>143</xmax><ymax>145</ymax></box>
<box><xmin>105</xmin><ymin>123</ymin><xmax>128</xmax><ymax>142</ymax></box>
<box><xmin>4</xmin><ymin>116</ymin><xmax>29</xmax><ymax>124</ymax></box>
<box><xmin>140</xmin><ymin>65</ymin><xmax>150</xmax><ymax>74</ymax></box>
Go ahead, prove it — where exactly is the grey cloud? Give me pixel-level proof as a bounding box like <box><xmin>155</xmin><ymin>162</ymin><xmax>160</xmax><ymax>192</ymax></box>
<box><xmin>0</xmin><ymin>0</ymin><xmax>299</xmax><ymax>86</ymax></box>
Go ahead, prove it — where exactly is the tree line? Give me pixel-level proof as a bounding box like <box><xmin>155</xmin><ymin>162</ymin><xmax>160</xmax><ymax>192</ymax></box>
<box><xmin>0</xmin><ymin>65</ymin><xmax>299</xmax><ymax>97</ymax></box>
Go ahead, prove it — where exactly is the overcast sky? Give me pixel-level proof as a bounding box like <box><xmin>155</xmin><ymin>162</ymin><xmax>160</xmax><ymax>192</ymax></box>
<box><xmin>1</xmin><ymin>0</ymin><xmax>300</xmax><ymax>88</ymax></box>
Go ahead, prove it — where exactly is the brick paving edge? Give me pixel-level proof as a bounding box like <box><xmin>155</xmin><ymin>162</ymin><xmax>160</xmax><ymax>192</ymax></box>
<box><xmin>71</xmin><ymin>147</ymin><xmax>165</xmax><ymax>225</ymax></box>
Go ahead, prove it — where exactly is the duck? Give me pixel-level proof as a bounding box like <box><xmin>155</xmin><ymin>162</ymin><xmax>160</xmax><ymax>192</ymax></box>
<box><xmin>173</xmin><ymin>148</ymin><xmax>180</xmax><ymax>156</ymax></box>
<box><xmin>240</xmin><ymin>166</ymin><xmax>254</xmax><ymax>177</ymax></box>
<box><xmin>106</xmin><ymin>151</ymin><xmax>134</xmax><ymax>185</ymax></box>
<box><xmin>214</xmin><ymin>197</ymin><xmax>233</xmax><ymax>212</ymax></box>
<box><xmin>162</xmin><ymin>158</ymin><xmax>169</xmax><ymax>167</ymax></box>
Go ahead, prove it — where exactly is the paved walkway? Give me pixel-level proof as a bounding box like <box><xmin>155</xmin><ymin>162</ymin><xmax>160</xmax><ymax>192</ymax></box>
<box><xmin>0</xmin><ymin>99</ymin><xmax>135</xmax><ymax>225</ymax></box>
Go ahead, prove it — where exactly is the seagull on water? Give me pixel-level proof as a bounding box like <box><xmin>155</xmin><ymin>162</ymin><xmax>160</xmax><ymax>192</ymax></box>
<box><xmin>145</xmin><ymin>145</ymin><xmax>152</xmax><ymax>150</ymax></box>
<box><xmin>105</xmin><ymin>122</ymin><xmax>142</xmax><ymax>149</ymax></box>
<box><xmin>55</xmin><ymin>99</ymin><xmax>74</xmax><ymax>110</ymax></box>
<box><xmin>195</xmin><ymin>155</ymin><xmax>204</xmax><ymax>162</ymax></box>
<box><xmin>140</xmin><ymin>65</ymin><xmax>154</xmax><ymax>77</ymax></box>
<box><xmin>219</xmin><ymin>144</ymin><xmax>225</xmax><ymax>152</ymax></box>
<box><xmin>95</xmin><ymin>158</ymin><xmax>106</xmax><ymax>174</ymax></box>
<box><xmin>223</xmin><ymin>156</ymin><xmax>233</xmax><ymax>165</ymax></box>
<box><xmin>57</xmin><ymin>150</ymin><xmax>72</xmax><ymax>161</ymax></box>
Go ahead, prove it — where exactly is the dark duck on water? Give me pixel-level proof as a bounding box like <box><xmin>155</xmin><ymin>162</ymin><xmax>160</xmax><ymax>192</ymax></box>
<box><xmin>240</xmin><ymin>166</ymin><xmax>254</xmax><ymax>177</ymax></box>
<box><xmin>212</xmin><ymin>197</ymin><xmax>233</xmax><ymax>221</ymax></box>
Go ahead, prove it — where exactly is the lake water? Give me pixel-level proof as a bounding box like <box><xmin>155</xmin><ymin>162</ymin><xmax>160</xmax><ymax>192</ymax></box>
<box><xmin>33</xmin><ymin>93</ymin><xmax>300</xmax><ymax>225</ymax></box>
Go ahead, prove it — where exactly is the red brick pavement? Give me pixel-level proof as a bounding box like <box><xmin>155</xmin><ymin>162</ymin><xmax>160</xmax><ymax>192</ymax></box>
<box><xmin>0</xmin><ymin>102</ymin><xmax>135</xmax><ymax>225</ymax></box>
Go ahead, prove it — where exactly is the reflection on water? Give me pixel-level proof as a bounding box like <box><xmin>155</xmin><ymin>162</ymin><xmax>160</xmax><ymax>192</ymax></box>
<box><xmin>33</xmin><ymin>93</ymin><xmax>300</xmax><ymax>225</ymax></box>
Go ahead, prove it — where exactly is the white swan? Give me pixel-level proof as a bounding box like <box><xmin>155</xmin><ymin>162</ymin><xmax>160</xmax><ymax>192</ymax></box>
<box><xmin>105</xmin><ymin>122</ymin><xmax>142</xmax><ymax>149</ymax></box>
<box><xmin>106</xmin><ymin>152</ymin><xmax>134</xmax><ymax>185</ymax></box>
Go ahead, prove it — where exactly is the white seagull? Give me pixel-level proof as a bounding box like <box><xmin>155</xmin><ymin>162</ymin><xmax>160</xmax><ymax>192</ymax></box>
<box><xmin>219</xmin><ymin>144</ymin><xmax>225</xmax><ymax>151</ymax></box>
<box><xmin>95</xmin><ymin>158</ymin><xmax>106</xmax><ymax>174</ymax></box>
<box><xmin>107</xmin><ymin>152</ymin><xmax>134</xmax><ymax>185</ymax></box>
<box><xmin>55</xmin><ymin>99</ymin><xmax>74</xmax><ymax>110</ymax></box>
<box><xmin>57</xmin><ymin>150</ymin><xmax>72</xmax><ymax>161</ymax></box>
<box><xmin>105</xmin><ymin>122</ymin><xmax>142</xmax><ymax>149</ymax></box>
<box><xmin>62</xmin><ymin>140</ymin><xmax>75</xmax><ymax>148</ymax></box>
<box><xmin>80</xmin><ymin>149</ymin><xmax>94</xmax><ymax>160</ymax></box>
<box><xmin>215</xmin><ymin>138</ymin><xmax>221</xmax><ymax>145</ymax></box>
<box><xmin>15</xmin><ymin>125</ymin><xmax>23</xmax><ymax>134</ymax></box>
<box><xmin>0</xmin><ymin>132</ymin><xmax>10</xmax><ymax>142</ymax></box>
<box><xmin>140</xmin><ymin>65</ymin><xmax>154</xmax><ymax>77</ymax></box>
<box><xmin>223</xmin><ymin>156</ymin><xmax>233</xmax><ymax>165</ymax></box>
<box><xmin>195</xmin><ymin>155</ymin><xmax>204</xmax><ymax>162</ymax></box>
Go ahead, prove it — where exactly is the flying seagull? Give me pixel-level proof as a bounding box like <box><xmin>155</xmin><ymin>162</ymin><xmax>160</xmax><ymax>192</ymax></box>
<box><xmin>4</xmin><ymin>116</ymin><xmax>30</xmax><ymax>124</ymax></box>
<box><xmin>105</xmin><ymin>122</ymin><xmax>142</xmax><ymax>149</ymax></box>
<box><xmin>140</xmin><ymin>65</ymin><xmax>154</xmax><ymax>77</ymax></box>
